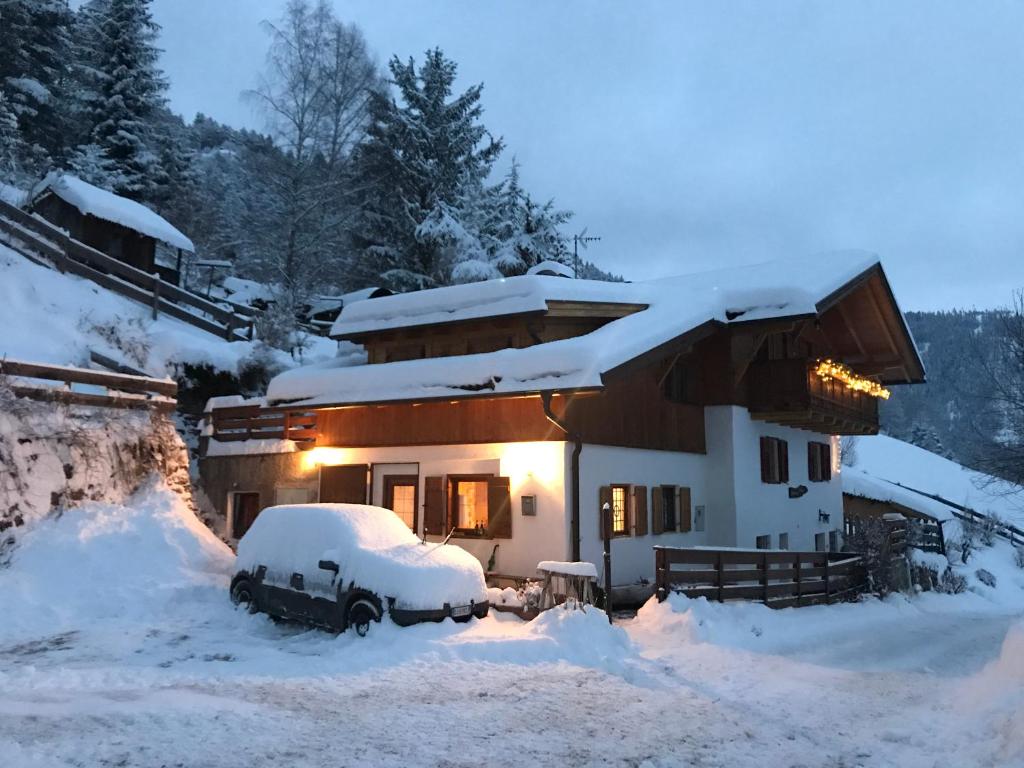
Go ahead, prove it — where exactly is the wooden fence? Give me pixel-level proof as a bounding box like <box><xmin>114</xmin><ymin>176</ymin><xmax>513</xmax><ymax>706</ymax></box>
<box><xmin>654</xmin><ymin>546</ymin><xmax>868</xmax><ymax>608</ymax></box>
<box><xmin>0</xmin><ymin>358</ymin><xmax>177</xmax><ymax>412</ymax></box>
<box><xmin>0</xmin><ymin>199</ymin><xmax>253</xmax><ymax>341</ymax></box>
<box><xmin>844</xmin><ymin>515</ymin><xmax>946</xmax><ymax>556</ymax></box>
<box><xmin>208</xmin><ymin>404</ymin><xmax>318</xmax><ymax>444</ymax></box>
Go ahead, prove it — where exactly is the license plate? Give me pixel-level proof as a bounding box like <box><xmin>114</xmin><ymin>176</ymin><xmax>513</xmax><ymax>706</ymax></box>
<box><xmin>451</xmin><ymin>604</ymin><xmax>472</xmax><ymax>617</ymax></box>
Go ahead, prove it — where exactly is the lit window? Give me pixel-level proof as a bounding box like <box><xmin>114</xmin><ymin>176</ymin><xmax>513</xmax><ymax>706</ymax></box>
<box><xmin>454</xmin><ymin>479</ymin><xmax>489</xmax><ymax>530</ymax></box>
<box><xmin>611</xmin><ymin>485</ymin><xmax>628</xmax><ymax>534</ymax></box>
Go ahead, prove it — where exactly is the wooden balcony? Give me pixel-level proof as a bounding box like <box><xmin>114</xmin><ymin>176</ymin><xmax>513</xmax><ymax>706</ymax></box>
<box><xmin>746</xmin><ymin>358</ymin><xmax>879</xmax><ymax>435</ymax></box>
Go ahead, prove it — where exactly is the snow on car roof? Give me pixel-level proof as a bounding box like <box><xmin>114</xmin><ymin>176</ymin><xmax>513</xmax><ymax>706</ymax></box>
<box><xmin>843</xmin><ymin>434</ymin><xmax>1024</xmax><ymax>526</ymax></box>
<box><xmin>268</xmin><ymin>251</ymin><xmax>883</xmax><ymax>407</ymax></box>
<box><xmin>30</xmin><ymin>172</ymin><xmax>195</xmax><ymax>252</ymax></box>
<box><xmin>236</xmin><ymin>504</ymin><xmax>487</xmax><ymax>610</ymax></box>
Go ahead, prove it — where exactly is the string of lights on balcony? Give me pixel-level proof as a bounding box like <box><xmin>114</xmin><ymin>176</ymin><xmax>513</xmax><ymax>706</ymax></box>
<box><xmin>813</xmin><ymin>359</ymin><xmax>891</xmax><ymax>400</ymax></box>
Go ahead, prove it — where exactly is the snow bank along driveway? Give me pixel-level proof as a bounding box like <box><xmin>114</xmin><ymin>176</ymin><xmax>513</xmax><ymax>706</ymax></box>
<box><xmin>0</xmin><ymin>486</ymin><xmax>1021</xmax><ymax>768</ymax></box>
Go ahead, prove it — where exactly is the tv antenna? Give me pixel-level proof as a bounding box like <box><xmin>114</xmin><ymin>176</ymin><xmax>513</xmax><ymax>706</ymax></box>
<box><xmin>572</xmin><ymin>229</ymin><xmax>601</xmax><ymax>278</ymax></box>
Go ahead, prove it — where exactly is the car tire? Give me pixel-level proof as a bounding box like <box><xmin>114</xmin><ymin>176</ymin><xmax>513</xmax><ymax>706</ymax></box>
<box><xmin>346</xmin><ymin>597</ymin><xmax>381</xmax><ymax>637</ymax></box>
<box><xmin>231</xmin><ymin>579</ymin><xmax>258</xmax><ymax>614</ymax></box>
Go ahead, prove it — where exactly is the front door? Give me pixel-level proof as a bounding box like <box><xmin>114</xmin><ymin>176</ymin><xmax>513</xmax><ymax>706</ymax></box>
<box><xmin>319</xmin><ymin>464</ymin><xmax>369</xmax><ymax>504</ymax></box>
<box><xmin>231</xmin><ymin>492</ymin><xmax>261</xmax><ymax>539</ymax></box>
<box><xmin>384</xmin><ymin>475</ymin><xmax>419</xmax><ymax>531</ymax></box>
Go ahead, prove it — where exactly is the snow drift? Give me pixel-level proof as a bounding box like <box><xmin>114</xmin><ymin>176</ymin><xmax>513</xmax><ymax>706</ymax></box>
<box><xmin>236</xmin><ymin>504</ymin><xmax>488</xmax><ymax>610</ymax></box>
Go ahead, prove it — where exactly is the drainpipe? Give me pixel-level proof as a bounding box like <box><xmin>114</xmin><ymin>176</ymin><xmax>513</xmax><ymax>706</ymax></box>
<box><xmin>541</xmin><ymin>391</ymin><xmax>582</xmax><ymax>562</ymax></box>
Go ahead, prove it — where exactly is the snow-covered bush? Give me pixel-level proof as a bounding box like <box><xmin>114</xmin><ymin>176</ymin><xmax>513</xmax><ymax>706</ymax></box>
<box><xmin>938</xmin><ymin>566</ymin><xmax>968</xmax><ymax>594</ymax></box>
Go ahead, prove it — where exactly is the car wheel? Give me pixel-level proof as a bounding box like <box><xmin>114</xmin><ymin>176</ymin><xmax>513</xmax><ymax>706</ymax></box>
<box><xmin>231</xmin><ymin>579</ymin><xmax>257</xmax><ymax>614</ymax></box>
<box><xmin>346</xmin><ymin>598</ymin><xmax>380</xmax><ymax>637</ymax></box>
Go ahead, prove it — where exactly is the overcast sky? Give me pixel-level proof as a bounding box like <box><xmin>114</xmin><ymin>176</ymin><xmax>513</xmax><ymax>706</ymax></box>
<box><xmin>149</xmin><ymin>0</ymin><xmax>1024</xmax><ymax>310</ymax></box>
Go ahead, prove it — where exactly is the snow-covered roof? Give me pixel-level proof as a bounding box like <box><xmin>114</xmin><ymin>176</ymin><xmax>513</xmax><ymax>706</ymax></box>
<box><xmin>30</xmin><ymin>172</ymin><xmax>195</xmax><ymax>252</ymax></box>
<box><xmin>527</xmin><ymin>260</ymin><xmax>575</xmax><ymax>278</ymax></box>
<box><xmin>269</xmin><ymin>252</ymin><xmax>888</xmax><ymax>407</ymax></box>
<box><xmin>842</xmin><ymin>435</ymin><xmax>1024</xmax><ymax>526</ymax></box>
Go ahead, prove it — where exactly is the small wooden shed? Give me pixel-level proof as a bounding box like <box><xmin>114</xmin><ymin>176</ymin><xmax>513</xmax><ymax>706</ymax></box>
<box><xmin>28</xmin><ymin>173</ymin><xmax>195</xmax><ymax>285</ymax></box>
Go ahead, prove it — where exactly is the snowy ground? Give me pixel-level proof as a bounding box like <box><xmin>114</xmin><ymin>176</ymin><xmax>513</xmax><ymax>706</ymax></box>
<box><xmin>2</xmin><ymin>486</ymin><xmax>1022</xmax><ymax>768</ymax></box>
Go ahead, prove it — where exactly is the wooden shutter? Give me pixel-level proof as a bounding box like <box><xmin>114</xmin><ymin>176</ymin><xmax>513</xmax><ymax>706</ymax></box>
<box><xmin>760</xmin><ymin>437</ymin><xmax>772</xmax><ymax>483</ymax></box>
<box><xmin>486</xmin><ymin>476</ymin><xmax>512</xmax><ymax>539</ymax></box>
<box><xmin>423</xmin><ymin>476</ymin><xmax>445</xmax><ymax>536</ymax></box>
<box><xmin>633</xmin><ymin>485</ymin><xmax>648</xmax><ymax>536</ymax></box>
<box><xmin>807</xmin><ymin>442</ymin><xmax>818</xmax><ymax>482</ymax></box>
<box><xmin>779</xmin><ymin>440</ymin><xmax>789</xmax><ymax>483</ymax></box>
<box><xmin>651</xmin><ymin>487</ymin><xmax>664</xmax><ymax>535</ymax></box>
<box><xmin>599</xmin><ymin>485</ymin><xmax>611</xmax><ymax>539</ymax></box>
<box><xmin>822</xmin><ymin>443</ymin><xmax>832</xmax><ymax>481</ymax></box>
<box><xmin>319</xmin><ymin>464</ymin><xmax>368</xmax><ymax>503</ymax></box>
<box><xmin>678</xmin><ymin>487</ymin><xmax>692</xmax><ymax>532</ymax></box>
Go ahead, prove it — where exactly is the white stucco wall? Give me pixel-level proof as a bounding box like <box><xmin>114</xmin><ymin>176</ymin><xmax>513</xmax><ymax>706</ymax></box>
<box><xmin>308</xmin><ymin>442</ymin><xmax>568</xmax><ymax>579</ymax></box>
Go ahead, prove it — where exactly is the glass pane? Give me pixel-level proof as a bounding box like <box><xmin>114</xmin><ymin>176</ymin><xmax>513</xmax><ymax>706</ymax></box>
<box><xmin>390</xmin><ymin>483</ymin><xmax>415</xmax><ymax>529</ymax></box>
<box><xmin>457</xmin><ymin>480</ymin><xmax>489</xmax><ymax>529</ymax></box>
<box><xmin>612</xmin><ymin>486</ymin><xmax>627</xmax><ymax>533</ymax></box>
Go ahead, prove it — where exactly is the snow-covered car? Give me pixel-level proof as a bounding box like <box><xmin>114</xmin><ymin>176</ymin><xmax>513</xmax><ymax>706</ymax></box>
<box><xmin>229</xmin><ymin>503</ymin><xmax>489</xmax><ymax>635</ymax></box>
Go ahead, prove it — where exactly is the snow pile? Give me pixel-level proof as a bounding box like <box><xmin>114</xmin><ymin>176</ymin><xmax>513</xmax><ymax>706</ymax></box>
<box><xmin>845</xmin><ymin>434</ymin><xmax>1024</xmax><ymax>526</ymax></box>
<box><xmin>276</xmin><ymin>251</ymin><xmax>891</xmax><ymax>406</ymax></box>
<box><xmin>0</xmin><ymin>480</ymin><xmax>232</xmax><ymax>639</ymax></box>
<box><xmin>30</xmin><ymin>172</ymin><xmax>194</xmax><ymax>252</ymax></box>
<box><xmin>961</xmin><ymin>620</ymin><xmax>1024</xmax><ymax>762</ymax></box>
<box><xmin>236</xmin><ymin>504</ymin><xmax>488</xmax><ymax>610</ymax></box>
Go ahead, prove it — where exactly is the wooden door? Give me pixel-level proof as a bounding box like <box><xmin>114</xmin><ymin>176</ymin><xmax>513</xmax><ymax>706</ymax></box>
<box><xmin>384</xmin><ymin>475</ymin><xmax>419</xmax><ymax>530</ymax></box>
<box><xmin>319</xmin><ymin>464</ymin><xmax>369</xmax><ymax>504</ymax></box>
<box><xmin>231</xmin><ymin>492</ymin><xmax>261</xmax><ymax>539</ymax></box>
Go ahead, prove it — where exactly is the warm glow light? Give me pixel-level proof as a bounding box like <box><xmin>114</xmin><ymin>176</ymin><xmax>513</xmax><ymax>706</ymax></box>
<box><xmin>814</xmin><ymin>359</ymin><xmax>891</xmax><ymax>400</ymax></box>
<box><xmin>500</xmin><ymin>441</ymin><xmax>564</xmax><ymax>489</ymax></box>
<box><xmin>302</xmin><ymin>446</ymin><xmax>355</xmax><ymax>471</ymax></box>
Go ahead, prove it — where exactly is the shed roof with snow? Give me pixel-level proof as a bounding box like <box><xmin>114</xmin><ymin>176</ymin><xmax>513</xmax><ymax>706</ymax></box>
<box><xmin>29</xmin><ymin>173</ymin><xmax>194</xmax><ymax>253</ymax></box>
<box><xmin>268</xmin><ymin>251</ymin><xmax>925</xmax><ymax>409</ymax></box>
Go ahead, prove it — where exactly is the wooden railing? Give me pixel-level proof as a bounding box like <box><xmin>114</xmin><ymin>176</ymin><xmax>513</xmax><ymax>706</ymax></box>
<box><xmin>208</xmin><ymin>404</ymin><xmax>318</xmax><ymax>444</ymax></box>
<box><xmin>885</xmin><ymin>483</ymin><xmax>1024</xmax><ymax>548</ymax></box>
<box><xmin>844</xmin><ymin>515</ymin><xmax>946</xmax><ymax>556</ymax></box>
<box><xmin>0</xmin><ymin>358</ymin><xmax>177</xmax><ymax>412</ymax></box>
<box><xmin>746</xmin><ymin>358</ymin><xmax>879</xmax><ymax>435</ymax></box>
<box><xmin>654</xmin><ymin>546</ymin><xmax>868</xmax><ymax>608</ymax></box>
<box><xmin>0</xmin><ymin>198</ymin><xmax>253</xmax><ymax>341</ymax></box>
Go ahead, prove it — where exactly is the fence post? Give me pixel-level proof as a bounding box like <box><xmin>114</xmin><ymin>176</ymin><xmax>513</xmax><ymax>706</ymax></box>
<box><xmin>716</xmin><ymin>551</ymin><xmax>724</xmax><ymax>603</ymax></box>
<box><xmin>761</xmin><ymin>552</ymin><xmax>769</xmax><ymax>605</ymax></box>
<box><xmin>151</xmin><ymin>274</ymin><xmax>161</xmax><ymax>320</ymax></box>
<box><xmin>794</xmin><ymin>552</ymin><xmax>802</xmax><ymax>606</ymax></box>
<box><xmin>655</xmin><ymin>548</ymin><xmax>666</xmax><ymax>602</ymax></box>
<box><xmin>825</xmin><ymin>556</ymin><xmax>831</xmax><ymax>602</ymax></box>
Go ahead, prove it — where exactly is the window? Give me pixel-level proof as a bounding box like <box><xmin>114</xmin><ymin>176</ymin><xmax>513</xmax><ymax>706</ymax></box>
<box><xmin>231</xmin><ymin>492</ymin><xmax>260</xmax><ymax>539</ymax></box>
<box><xmin>611</xmin><ymin>485</ymin><xmax>628</xmax><ymax>535</ymax></box>
<box><xmin>384</xmin><ymin>475</ymin><xmax>418</xmax><ymax>531</ymax></box>
<box><xmin>760</xmin><ymin>437</ymin><xmax>789</xmax><ymax>484</ymax></box>
<box><xmin>829</xmin><ymin>529</ymin><xmax>840</xmax><ymax>552</ymax></box>
<box><xmin>778</xmin><ymin>532</ymin><xmax>789</xmax><ymax>550</ymax></box>
<box><xmin>807</xmin><ymin>442</ymin><xmax>832</xmax><ymax>482</ymax></box>
<box><xmin>445</xmin><ymin>475</ymin><xmax>512</xmax><ymax>538</ymax></box>
<box><xmin>815</xmin><ymin>532</ymin><xmax>828</xmax><ymax>552</ymax></box>
<box><xmin>452</xmin><ymin>478</ymin><xmax>489</xmax><ymax>531</ymax></box>
<box><xmin>756</xmin><ymin>534</ymin><xmax>771</xmax><ymax>550</ymax></box>
<box><xmin>661</xmin><ymin>485</ymin><xmax>677</xmax><ymax>531</ymax></box>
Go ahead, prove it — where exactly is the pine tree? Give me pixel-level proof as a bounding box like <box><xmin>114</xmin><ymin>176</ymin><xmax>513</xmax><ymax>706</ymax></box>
<box><xmin>75</xmin><ymin>0</ymin><xmax>167</xmax><ymax>198</ymax></box>
<box><xmin>351</xmin><ymin>48</ymin><xmax>504</xmax><ymax>290</ymax></box>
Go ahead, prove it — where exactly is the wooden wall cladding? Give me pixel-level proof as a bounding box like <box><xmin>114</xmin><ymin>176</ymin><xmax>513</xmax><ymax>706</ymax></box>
<box><xmin>314</xmin><ymin>364</ymin><xmax>706</xmax><ymax>454</ymax></box>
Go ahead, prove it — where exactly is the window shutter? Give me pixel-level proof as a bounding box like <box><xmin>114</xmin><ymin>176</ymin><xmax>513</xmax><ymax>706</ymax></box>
<box><xmin>779</xmin><ymin>440</ymin><xmax>789</xmax><ymax>483</ymax></box>
<box><xmin>599</xmin><ymin>485</ymin><xmax>611</xmax><ymax>539</ymax></box>
<box><xmin>807</xmin><ymin>442</ymin><xmax>817</xmax><ymax>482</ymax></box>
<box><xmin>486</xmin><ymin>476</ymin><xmax>512</xmax><ymax>539</ymax></box>
<box><xmin>651</xmin><ymin>487</ymin><xmax>664</xmax><ymax>535</ymax></box>
<box><xmin>423</xmin><ymin>476</ymin><xmax>445</xmax><ymax>536</ymax></box>
<box><xmin>760</xmin><ymin>437</ymin><xmax>771</xmax><ymax>483</ymax></box>
<box><xmin>633</xmin><ymin>485</ymin><xmax>648</xmax><ymax>536</ymax></box>
<box><xmin>822</xmin><ymin>443</ymin><xmax>832</xmax><ymax>481</ymax></box>
<box><xmin>678</xmin><ymin>487</ymin><xmax>692</xmax><ymax>532</ymax></box>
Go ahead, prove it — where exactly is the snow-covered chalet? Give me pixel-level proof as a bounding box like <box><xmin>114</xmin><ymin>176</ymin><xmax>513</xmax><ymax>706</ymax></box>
<box><xmin>199</xmin><ymin>253</ymin><xmax>925</xmax><ymax>587</ymax></box>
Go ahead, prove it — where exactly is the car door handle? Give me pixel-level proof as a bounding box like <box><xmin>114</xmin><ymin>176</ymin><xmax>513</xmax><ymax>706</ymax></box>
<box><xmin>290</xmin><ymin>573</ymin><xmax>305</xmax><ymax>590</ymax></box>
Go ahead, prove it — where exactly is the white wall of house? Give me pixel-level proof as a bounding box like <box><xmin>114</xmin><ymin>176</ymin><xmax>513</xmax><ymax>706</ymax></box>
<box><xmin>309</xmin><ymin>441</ymin><xmax>569</xmax><ymax>580</ymax></box>
<box><xmin>577</xmin><ymin>444</ymin><xmax>712</xmax><ymax>585</ymax></box>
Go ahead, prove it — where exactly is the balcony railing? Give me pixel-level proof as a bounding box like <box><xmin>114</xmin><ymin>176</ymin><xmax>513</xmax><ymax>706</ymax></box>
<box><xmin>746</xmin><ymin>358</ymin><xmax>879</xmax><ymax>435</ymax></box>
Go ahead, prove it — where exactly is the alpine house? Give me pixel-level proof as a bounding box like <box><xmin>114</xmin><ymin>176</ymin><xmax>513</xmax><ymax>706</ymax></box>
<box><xmin>199</xmin><ymin>252</ymin><xmax>925</xmax><ymax>587</ymax></box>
